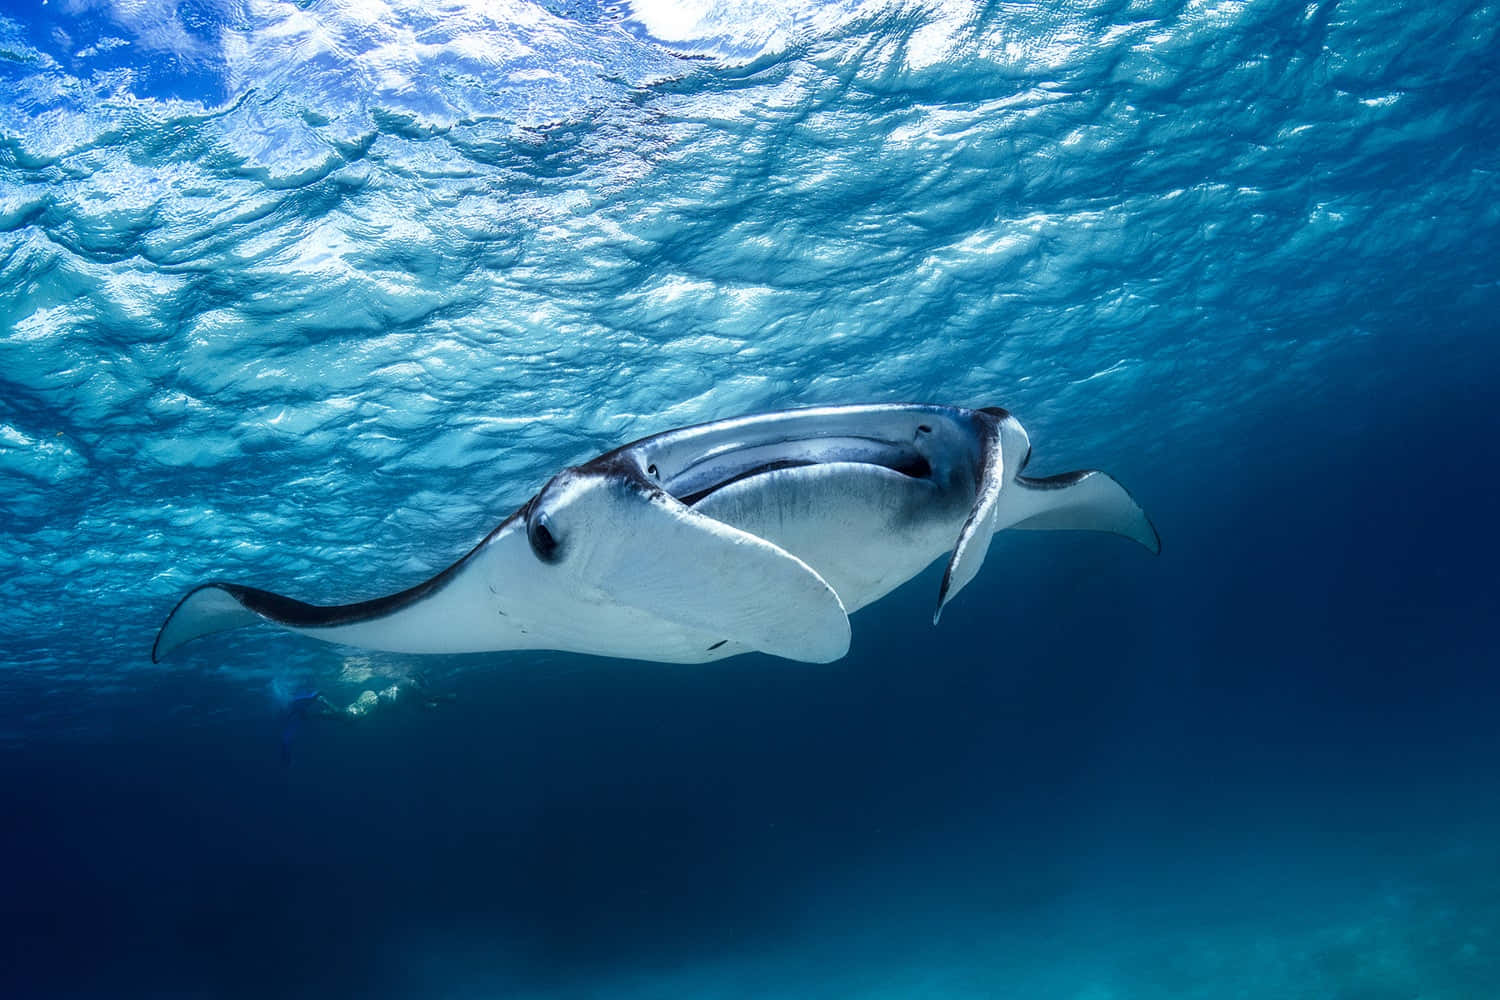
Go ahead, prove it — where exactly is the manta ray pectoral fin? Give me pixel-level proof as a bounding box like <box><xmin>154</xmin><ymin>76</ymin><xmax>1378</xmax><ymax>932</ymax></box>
<box><xmin>932</xmin><ymin>419</ymin><xmax>1160</xmax><ymax>625</ymax></box>
<box><xmin>934</xmin><ymin>415</ymin><xmax>1006</xmax><ymax>625</ymax></box>
<box><xmin>153</xmin><ymin>576</ymin><xmax>430</xmax><ymax>661</ymax></box>
<box><xmin>555</xmin><ymin>473</ymin><xmax>852</xmax><ymax>663</ymax></box>
<box><xmin>932</xmin><ymin>467</ymin><xmax>1160</xmax><ymax>624</ymax></box>
<box><xmin>1007</xmin><ymin>471</ymin><xmax>1162</xmax><ymax>553</ymax></box>
<box><xmin>152</xmin><ymin>582</ymin><xmax>274</xmax><ymax>662</ymax></box>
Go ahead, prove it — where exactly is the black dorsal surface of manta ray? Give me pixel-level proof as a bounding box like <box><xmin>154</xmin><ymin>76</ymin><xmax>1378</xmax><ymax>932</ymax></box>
<box><xmin>153</xmin><ymin>403</ymin><xmax>1160</xmax><ymax>665</ymax></box>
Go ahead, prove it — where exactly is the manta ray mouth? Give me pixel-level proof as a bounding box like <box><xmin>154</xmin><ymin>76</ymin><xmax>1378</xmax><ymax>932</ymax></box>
<box><xmin>675</xmin><ymin>450</ymin><xmax>933</xmax><ymax>508</ymax></box>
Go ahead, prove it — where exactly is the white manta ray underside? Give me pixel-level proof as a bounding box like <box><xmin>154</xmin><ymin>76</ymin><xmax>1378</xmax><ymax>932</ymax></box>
<box><xmin>153</xmin><ymin>403</ymin><xmax>1159</xmax><ymax>665</ymax></box>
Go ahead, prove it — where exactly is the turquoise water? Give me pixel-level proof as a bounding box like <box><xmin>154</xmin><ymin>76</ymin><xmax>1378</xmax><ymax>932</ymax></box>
<box><xmin>3</xmin><ymin>0</ymin><xmax>1499</xmax><ymax>996</ymax></box>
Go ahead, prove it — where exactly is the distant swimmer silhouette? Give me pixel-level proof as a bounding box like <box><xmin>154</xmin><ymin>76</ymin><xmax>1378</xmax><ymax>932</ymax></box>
<box><xmin>155</xmin><ymin>403</ymin><xmax>1159</xmax><ymax>667</ymax></box>
<box><xmin>278</xmin><ymin>690</ymin><xmax>339</xmax><ymax>765</ymax></box>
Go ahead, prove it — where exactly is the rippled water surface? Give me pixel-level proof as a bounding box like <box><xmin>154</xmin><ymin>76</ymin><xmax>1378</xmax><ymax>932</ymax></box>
<box><xmin>3</xmin><ymin>0</ymin><xmax>1499</xmax><ymax>996</ymax></box>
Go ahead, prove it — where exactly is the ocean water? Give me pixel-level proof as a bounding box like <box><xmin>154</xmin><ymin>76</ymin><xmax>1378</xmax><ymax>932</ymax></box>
<box><xmin>3</xmin><ymin>0</ymin><xmax>1499</xmax><ymax>995</ymax></box>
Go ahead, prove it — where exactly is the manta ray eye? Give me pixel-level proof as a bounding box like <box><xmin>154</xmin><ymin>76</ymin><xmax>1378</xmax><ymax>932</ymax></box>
<box><xmin>528</xmin><ymin>512</ymin><xmax>560</xmax><ymax>563</ymax></box>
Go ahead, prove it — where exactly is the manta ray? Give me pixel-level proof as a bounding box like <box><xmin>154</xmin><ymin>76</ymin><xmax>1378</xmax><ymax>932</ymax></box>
<box><xmin>153</xmin><ymin>403</ymin><xmax>1159</xmax><ymax>665</ymax></box>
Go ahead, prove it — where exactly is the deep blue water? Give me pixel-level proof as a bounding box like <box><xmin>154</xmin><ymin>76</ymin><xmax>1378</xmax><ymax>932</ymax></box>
<box><xmin>3</xmin><ymin>0</ymin><xmax>1499</xmax><ymax>996</ymax></box>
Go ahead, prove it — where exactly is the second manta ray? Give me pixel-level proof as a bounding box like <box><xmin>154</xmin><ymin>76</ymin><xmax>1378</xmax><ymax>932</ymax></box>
<box><xmin>154</xmin><ymin>403</ymin><xmax>1160</xmax><ymax>665</ymax></box>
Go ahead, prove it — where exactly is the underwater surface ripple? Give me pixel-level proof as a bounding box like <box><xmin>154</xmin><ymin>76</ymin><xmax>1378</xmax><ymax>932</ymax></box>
<box><xmin>2</xmin><ymin>0</ymin><xmax>1494</xmax><ymax>717</ymax></box>
<box><xmin>2</xmin><ymin>1</ymin><xmax>1500</xmax><ymax>997</ymax></box>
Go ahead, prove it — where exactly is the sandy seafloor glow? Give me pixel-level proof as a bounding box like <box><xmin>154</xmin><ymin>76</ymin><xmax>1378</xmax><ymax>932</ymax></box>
<box><xmin>2</xmin><ymin>0</ymin><xmax>1499</xmax><ymax>996</ymax></box>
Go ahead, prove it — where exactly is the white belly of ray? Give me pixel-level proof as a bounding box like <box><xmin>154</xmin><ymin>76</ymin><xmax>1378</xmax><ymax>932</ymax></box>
<box><xmin>294</xmin><ymin>525</ymin><xmax>738</xmax><ymax>664</ymax></box>
<box><xmin>691</xmin><ymin>463</ymin><xmax>965</xmax><ymax>616</ymax></box>
<box><xmin>294</xmin><ymin>463</ymin><xmax>961</xmax><ymax>664</ymax></box>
